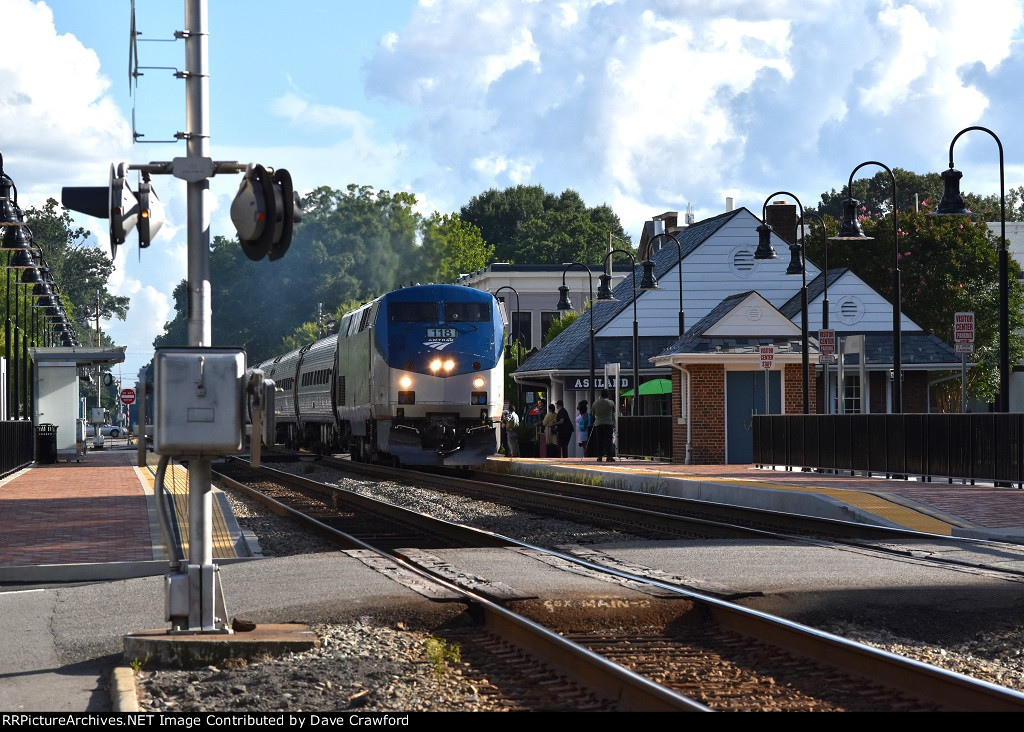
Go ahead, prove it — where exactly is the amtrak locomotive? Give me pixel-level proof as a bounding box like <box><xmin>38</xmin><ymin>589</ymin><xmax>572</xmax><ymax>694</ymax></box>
<box><xmin>253</xmin><ymin>283</ymin><xmax>504</xmax><ymax>466</ymax></box>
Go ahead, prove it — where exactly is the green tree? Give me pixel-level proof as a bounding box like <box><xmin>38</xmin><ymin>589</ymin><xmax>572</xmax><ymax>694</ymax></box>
<box><xmin>416</xmin><ymin>213</ymin><xmax>491</xmax><ymax>283</ymax></box>
<box><xmin>460</xmin><ymin>185</ymin><xmax>631</xmax><ymax>264</ymax></box>
<box><xmin>813</xmin><ymin>168</ymin><xmax>945</xmax><ymax>219</ymax></box>
<box><xmin>155</xmin><ymin>185</ymin><xmax>424</xmax><ymax>366</ymax></box>
<box><xmin>804</xmin><ymin>210</ymin><xmax>1024</xmax><ymax>402</ymax></box>
<box><xmin>23</xmin><ymin>198</ymin><xmax>129</xmax><ymax>344</ymax></box>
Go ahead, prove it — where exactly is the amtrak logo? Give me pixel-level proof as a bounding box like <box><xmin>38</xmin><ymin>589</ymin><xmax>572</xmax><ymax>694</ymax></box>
<box><xmin>425</xmin><ymin>340</ymin><xmax>455</xmax><ymax>350</ymax></box>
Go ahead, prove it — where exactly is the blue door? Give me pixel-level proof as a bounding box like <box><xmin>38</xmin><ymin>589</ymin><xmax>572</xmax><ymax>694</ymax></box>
<box><xmin>726</xmin><ymin>370</ymin><xmax>781</xmax><ymax>463</ymax></box>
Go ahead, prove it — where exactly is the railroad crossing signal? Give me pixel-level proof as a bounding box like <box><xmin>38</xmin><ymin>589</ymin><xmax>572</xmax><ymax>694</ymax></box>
<box><xmin>230</xmin><ymin>164</ymin><xmax>301</xmax><ymax>261</ymax></box>
<box><xmin>61</xmin><ymin>163</ymin><xmax>165</xmax><ymax>258</ymax></box>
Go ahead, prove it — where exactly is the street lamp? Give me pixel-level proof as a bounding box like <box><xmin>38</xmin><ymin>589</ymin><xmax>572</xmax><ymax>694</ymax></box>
<box><xmin>556</xmin><ymin>263</ymin><xmax>596</xmax><ymax>407</ymax></box>
<box><xmin>649</xmin><ymin>220</ymin><xmax>685</xmax><ymax>336</ymax></box>
<box><xmin>933</xmin><ymin>126</ymin><xmax>1010</xmax><ymax>412</ymax></box>
<box><xmin>830</xmin><ymin>162</ymin><xmax>903</xmax><ymax>414</ymax></box>
<box><xmin>597</xmin><ymin>249</ymin><xmax>658</xmax><ymax>415</ymax></box>
<box><xmin>755</xmin><ymin>192</ymin><xmax>810</xmax><ymax>414</ymax></box>
<box><xmin>494</xmin><ymin>285</ymin><xmax>522</xmax><ymax>411</ymax></box>
<box><xmin>802</xmin><ymin>210</ymin><xmax>832</xmax><ymax>412</ymax></box>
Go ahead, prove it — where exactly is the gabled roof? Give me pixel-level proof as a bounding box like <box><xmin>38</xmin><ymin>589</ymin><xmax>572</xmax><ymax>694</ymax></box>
<box><xmin>779</xmin><ymin>268</ymin><xmax>848</xmax><ymax>320</ymax></box>
<box><xmin>515</xmin><ymin>210</ymin><xmax>742</xmax><ymax>375</ymax></box>
<box><xmin>654</xmin><ymin>292</ymin><xmax>813</xmax><ymax>359</ymax></box>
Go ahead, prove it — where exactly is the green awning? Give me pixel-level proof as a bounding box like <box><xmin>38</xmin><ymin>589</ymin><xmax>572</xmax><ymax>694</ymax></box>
<box><xmin>621</xmin><ymin>378</ymin><xmax>672</xmax><ymax>397</ymax></box>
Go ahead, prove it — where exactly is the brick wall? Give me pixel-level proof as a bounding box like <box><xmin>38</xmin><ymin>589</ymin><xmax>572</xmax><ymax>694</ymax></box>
<box><xmin>784</xmin><ymin>363</ymin><xmax>817</xmax><ymax>414</ymax></box>
<box><xmin>685</xmin><ymin>363</ymin><xmax>726</xmax><ymax>464</ymax></box>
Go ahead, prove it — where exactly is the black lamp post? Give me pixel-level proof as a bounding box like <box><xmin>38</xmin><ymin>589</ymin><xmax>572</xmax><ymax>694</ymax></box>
<box><xmin>755</xmin><ymin>192</ymin><xmax>810</xmax><ymax>414</ymax></box>
<box><xmin>557</xmin><ymin>263</ymin><xmax>596</xmax><ymax>407</ymax></box>
<box><xmin>830</xmin><ymin>162</ymin><xmax>902</xmax><ymax>414</ymax></box>
<box><xmin>494</xmin><ymin>285</ymin><xmax>522</xmax><ymax>412</ymax></box>
<box><xmin>597</xmin><ymin>249</ymin><xmax>658</xmax><ymax>416</ymax></box>
<box><xmin>933</xmin><ymin>126</ymin><xmax>1009</xmax><ymax>412</ymax></box>
<box><xmin>802</xmin><ymin>210</ymin><xmax>832</xmax><ymax>412</ymax></box>
<box><xmin>650</xmin><ymin>221</ymin><xmax>685</xmax><ymax>336</ymax></box>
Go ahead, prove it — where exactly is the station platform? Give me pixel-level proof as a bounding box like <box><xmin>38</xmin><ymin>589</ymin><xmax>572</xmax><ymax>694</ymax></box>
<box><xmin>2</xmin><ymin>449</ymin><xmax>1024</xmax><ymax>585</ymax></box>
<box><xmin>498</xmin><ymin>456</ymin><xmax>1024</xmax><ymax>542</ymax></box>
<box><xmin>0</xmin><ymin>447</ymin><xmax>255</xmax><ymax>584</ymax></box>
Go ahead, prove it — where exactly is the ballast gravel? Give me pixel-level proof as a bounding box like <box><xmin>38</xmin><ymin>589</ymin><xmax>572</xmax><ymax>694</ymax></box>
<box><xmin>131</xmin><ymin>462</ymin><xmax>1024</xmax><ymax>711</ymax></box>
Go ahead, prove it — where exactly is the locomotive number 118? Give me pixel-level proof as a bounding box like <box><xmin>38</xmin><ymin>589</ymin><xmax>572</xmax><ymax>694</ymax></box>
<box><xmin>426</xmin><ymin>327</ymin><xmax>458</xmax><ymax>339</ymax></box>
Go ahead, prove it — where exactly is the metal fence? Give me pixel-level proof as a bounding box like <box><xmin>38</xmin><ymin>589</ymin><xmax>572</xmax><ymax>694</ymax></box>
<box><xmin>617</xmin><ymin>415</ymin><xmax>673</xmax><ymax>461</ymax></box>
<box><xmin>753</xmin><ymin>414</ymin><xmax>1024</xmax><ymax>486</ymax></box>
<box><xmin>1</xmin><ymin>420</ymin><xmax>35</xmax><ymax>478</ymax></box>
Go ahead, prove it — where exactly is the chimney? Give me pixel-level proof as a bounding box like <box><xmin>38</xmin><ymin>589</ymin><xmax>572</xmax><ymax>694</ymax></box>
<box><xmin>725</xmin><ymin>197</ymin><xmax>734</xmax><ymax>212</ymax></box>
<box><xmin>765</xmin><ymin>200</ymin><xmax>797</xmax><ymax>246</ymax></box>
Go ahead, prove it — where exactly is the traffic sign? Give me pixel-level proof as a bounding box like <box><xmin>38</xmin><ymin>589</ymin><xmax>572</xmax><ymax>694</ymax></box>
<box><xmin>955</xmin><ymin>342</ymin><xmax>974</xmax><ymax>354</ymax></box>
<box><xmin>759</xmin><ymin>345</ymin><xmax>774</xmax><ymax>369</ymax></box>
<box><xmin>954</xmin><ymin>312</ymin><xmax>975</xmax><ymax>343</ymax></box>
<box><xmin>818</xmin><ymin>354</ymin><xmax>836</xmax><ymax>365</ymax></box>
<box><xmin>818</xmin><ymin>329</ymin><xmax>836</xmax><ymax>356</ymax></box>
<box><xmin>120</xmin><ymin>388</ymin><xmax>137</xmax><ymax>405</ymax></box>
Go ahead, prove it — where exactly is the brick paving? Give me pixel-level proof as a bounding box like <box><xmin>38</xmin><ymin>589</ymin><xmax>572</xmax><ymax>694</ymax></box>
<box><xmin>0</xmin><ymin>449</ymin><xmax>155</xmax><ymax>567</ymax></box>
<box><xmin>3</xmin><ymin>449</ymin><xmax>1023</xmax><ymax>571</ymax></box>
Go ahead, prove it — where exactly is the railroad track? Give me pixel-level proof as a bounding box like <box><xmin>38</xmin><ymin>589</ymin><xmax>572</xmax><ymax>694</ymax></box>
<box><xmin>211</xmin><ymin>457</ymin><xmax>1024</xmax><ymax>712</ymax></box>
<box><xmin>282</xmin><ymin>453</ymin><xmax>1024</xmax><ymax>582</ymax></box>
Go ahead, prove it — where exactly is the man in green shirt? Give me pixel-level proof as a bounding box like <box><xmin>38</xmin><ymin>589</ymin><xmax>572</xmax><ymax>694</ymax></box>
<box><xmin>589</xmin><ymin>389</ymin><xmax>616</xmax><ymax>462</ymax></box>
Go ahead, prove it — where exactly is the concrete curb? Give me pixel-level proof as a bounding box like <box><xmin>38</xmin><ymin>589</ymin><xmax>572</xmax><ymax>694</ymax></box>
<box><xmin>110</xmin><ymin>667</ymin><xmax>139</xmax><ymax>712</ymax></box>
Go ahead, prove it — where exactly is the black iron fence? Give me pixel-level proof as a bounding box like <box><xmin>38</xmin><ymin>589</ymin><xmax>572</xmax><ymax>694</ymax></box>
<box><xmin>1</xmin><ymin>420</ymin><xmax>35</xmax><ymax>478</ymax></box>
<box><xmin>617</xmin><ymin>415</ymin><xmax>673</xmax><ymax>461</ymax></box>
<box><xmin>754</xmin><ymin>414</ymin><xmax>1024</xmax><ymax>486</ymax></box>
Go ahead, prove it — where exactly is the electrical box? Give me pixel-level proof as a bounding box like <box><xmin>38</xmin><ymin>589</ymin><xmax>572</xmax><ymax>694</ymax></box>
<box><xmin>154</xmin><ymin>347</ymin><xmax>246</xmax><ymax>457</ymax></box>
<box><xmin>90</xmin><ymin>407</ymin><xmax>106</xmax><ymax>424</ymax></box>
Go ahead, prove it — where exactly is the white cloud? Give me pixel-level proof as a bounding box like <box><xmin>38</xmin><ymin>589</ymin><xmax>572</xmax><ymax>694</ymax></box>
<box><xmin>0</xmin><ymin>0</ymin><xmax>133</xmax><ymax>204</ymax></box>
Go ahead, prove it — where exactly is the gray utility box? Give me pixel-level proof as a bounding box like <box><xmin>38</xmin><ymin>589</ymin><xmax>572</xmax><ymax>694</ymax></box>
<box><xmin>154</xmin><ymin>347</ymin><xmax>246</xmax><ymax>457</ymax></box>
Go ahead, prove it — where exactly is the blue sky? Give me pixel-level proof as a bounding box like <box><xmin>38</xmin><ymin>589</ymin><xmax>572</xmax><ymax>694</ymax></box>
<box><xmin>4</xmin><ymin>0</ymin><xmax>1024</xmax><ymax>381</ymax></box>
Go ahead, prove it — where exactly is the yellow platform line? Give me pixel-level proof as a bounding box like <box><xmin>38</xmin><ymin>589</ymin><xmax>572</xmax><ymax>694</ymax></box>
<box><xmin>517</xmin><ymin>459</ymin><xmax>958</xmax><ymax>536</ymax></box>
<box><xmin>140</xmin><ymin>453</ymin><xmax>237</xmax><ymax>559</ymax></box>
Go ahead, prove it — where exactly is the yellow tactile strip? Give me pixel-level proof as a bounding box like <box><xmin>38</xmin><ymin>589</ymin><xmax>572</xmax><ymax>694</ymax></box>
<box><xmin>139</xmin><ymin>453</ymin><xmax>238</xmax><ymax>559</ymax></box>
<box><xmin>515</xmin><ymin>459</ymin><xmax>958</xmax><ymax>536</ymax></box>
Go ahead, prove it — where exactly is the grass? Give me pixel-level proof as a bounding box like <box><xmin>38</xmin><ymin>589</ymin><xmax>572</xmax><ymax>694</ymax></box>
<box><xmin>423</xmin><ymin>636</ymin><xmax>461</xmax><ymax>679</ymax></box>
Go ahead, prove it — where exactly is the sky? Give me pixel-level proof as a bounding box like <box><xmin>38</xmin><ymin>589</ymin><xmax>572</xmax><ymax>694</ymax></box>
<box><xmin>3</xmin><ymin>0</ymin><xmax>1024</xmax><ymax>382</ymax></box>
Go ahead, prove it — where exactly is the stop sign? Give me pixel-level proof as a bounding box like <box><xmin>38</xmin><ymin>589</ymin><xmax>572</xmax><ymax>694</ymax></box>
<box><xmin>120</xmin><ymin>388</ymin><xmax>137</xmax><ymax>405</ymax></box>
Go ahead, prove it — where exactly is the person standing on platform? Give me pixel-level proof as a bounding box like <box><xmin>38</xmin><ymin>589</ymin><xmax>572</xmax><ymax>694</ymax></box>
<box><xmin>590</xmin><ymin>389</ymin><xmax>616</xmax><ymax>462</ymax></box>
<box><xmin>542</xmin><ymin>404</ymin><xmax>558</xmax><ymax>457</ymax></box>
<box><xmin>505</xmin><ymin>405</ymin><xmax>520</xmax><ymax>457</ymax></box>
<box><xmin>555</xmin><ymin>399</ymin><xmax>573</xmax><ymax>458</ymax></box>
<box><xmin>576</xmin><ymin>401</ymin><xmax>592</xmax><ymax>456</ymax></box>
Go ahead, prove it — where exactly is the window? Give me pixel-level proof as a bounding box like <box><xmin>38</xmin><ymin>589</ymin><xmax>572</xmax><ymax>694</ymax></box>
<box><xmin>541</xmin><ymin>311</ymin><xmax>560</xmax><ymax>346</ymax></box>
<box><xmin>512</xmin><ymin>311</ymin><xmax>533</xmax><ymax>351</ymax></box>
<box><xmin>444</xmin><ymin>301</ymin><xmax>490</xmax><ymax>322</ymax></box>
<box><xmin>389</xmin><ymin>302</ymin><xmax>437</xmax><ymax>322</ymax></box>
<box><xmin>838</xmin><ymin>374</ymin><xmax>861</xmax><ymax>414</ymax></box>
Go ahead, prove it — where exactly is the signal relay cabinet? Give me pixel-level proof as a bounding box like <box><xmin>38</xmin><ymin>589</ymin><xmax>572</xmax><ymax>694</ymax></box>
<box><xmin>154</xmin><ymin>347</ymin><xmax>246</xmax><ymax>457</ymax></box>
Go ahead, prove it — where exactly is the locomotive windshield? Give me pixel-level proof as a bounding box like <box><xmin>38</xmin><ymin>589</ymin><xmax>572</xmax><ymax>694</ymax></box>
<box><xmin>389</xmin><ymin>302</ymin><xmax>437</xmax><ymax>322</ymax></box>
<box><xmin>443</xmin><ymin>302</ymin><xmax>490</xmax><ymax>322</ymax></box>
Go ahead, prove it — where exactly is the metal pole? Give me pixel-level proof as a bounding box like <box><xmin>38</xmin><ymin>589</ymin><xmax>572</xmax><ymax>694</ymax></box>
<box><xmin>962</xmin><ymin>354</ymin><xmax>967</xmax><ymax>412</ymax></box>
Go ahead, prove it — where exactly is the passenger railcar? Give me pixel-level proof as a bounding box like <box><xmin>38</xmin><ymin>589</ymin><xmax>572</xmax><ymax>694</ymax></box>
<box><xmin>253</xmin><ymin>283</ymin><xmax>504</xmax><ymax>466</ymax></box>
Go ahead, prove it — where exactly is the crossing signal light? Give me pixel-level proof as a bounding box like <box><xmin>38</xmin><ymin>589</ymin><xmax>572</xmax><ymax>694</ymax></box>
<box><xmin>61</xmin><ymin>165</ymin><xmax>165</xmax><ymax>258</ymax></box>
<box><xmin>230</xmin><ymin>164</ymin><xmax>300</xmax><ymax>261</ymax></box>
<box><xmin>136</xmin><ymin>174</ymin><xmax>165</xmax><ymax>248</ymax></box>
<box><xmin>108</xmin><ymin>163</ymin><xmax>139</xmax><ymax>258</ymax></box>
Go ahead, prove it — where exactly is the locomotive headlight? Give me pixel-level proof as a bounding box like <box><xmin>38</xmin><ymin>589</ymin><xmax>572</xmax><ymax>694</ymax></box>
<box><xmin>429</xmin><ymin>359</ymin><xmax>442</xmax><ymax>372</ymax></box>
<box><xmin>472</xmin><ymin>376</ymin><xmax>485</xmax><ymax>389</ymax></box>
<box><xmin>399</xmin><ymin>375</ymin><xmax>413</xmax><ymax>388</ymax></box>
<box><xmin>443</xmin><ymin>359</ymin><xmax>455</xmax><ymax>372</ymax></box>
